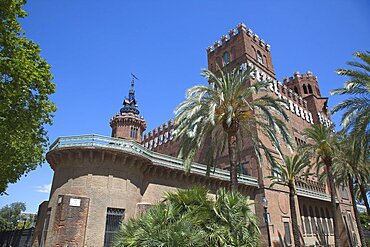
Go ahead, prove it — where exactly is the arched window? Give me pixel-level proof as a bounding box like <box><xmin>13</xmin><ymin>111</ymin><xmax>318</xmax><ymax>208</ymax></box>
<box><xmin>257</xmin><ymin>50</ymin><xmax>263</xmax><ymax>64</ymax></box>
<box><xmin>303</xmin><ymin>206</ymin><xmax>311</xmax><ymax>235</ymax></box>
<box><xmin>309</xmin><ymin>206</ymin><xmax>316</xmax><ymax>234</ymax></box>
<box><xmin>223</xmin><ymin>52</ymin><xmax>230</xmax><ymax>65</ymax></box>
<box><xmin>308</xmin><ymin>84</ymin><xmax>313</xmax><ymax>94</ymax></box>
<box><xmin>326</xmin><ymin>208</ymin><xmax>333</xmax><ymax>234</ymax></box>
<box><xmin>294</xmin><ymin>86</ymin><xmax>298</xmax><ymax>94</ymax></box>
<box><xmin>303</xmin><ymin>84</ymin><xmax>308</xmax><ymax>94</ymax></box>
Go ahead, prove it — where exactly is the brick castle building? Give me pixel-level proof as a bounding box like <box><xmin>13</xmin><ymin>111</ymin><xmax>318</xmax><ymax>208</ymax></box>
<box><xmin>32</xmin><ymin>23</ymin><xmax>361</xmax><ymax>247</ymax></box>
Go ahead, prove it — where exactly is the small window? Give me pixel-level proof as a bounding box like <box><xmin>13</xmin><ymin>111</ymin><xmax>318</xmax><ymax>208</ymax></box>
<box><xmin>308</xmin><ymin>84</ymin><xmax>313</xmax><ymax>94</ymax></box>
<box><xmin>257</xmin><ymin>50</ymin><xmax>263</xmax><ymax>64</ymax></box>
<box><xmin>284</xmin><ymin>222</ymin><xmax>292</xmax><ymax>245</ymax></box>
<box><xmin>223</xmin><ymin>52</ymin><xmax>230</xmax><ymax>65</ymax></box>
<box><xmin>104</xmin><ymin>208</ymin><xmax>125</xmax><ymax>247</ymax></box>
<box><xmin>303</xmin><ymin>84</ymin><xmax>308</xmax><ymax>94</ymax></box>
<box><xmin>294</xmin><ymin>87</ymin><xmax>298</xmax><ymax>94</ymax></box>
<box><xmin>130</xmin><ymin>127</ymin><xmax>139</xmax><ymax>139</ymax></box>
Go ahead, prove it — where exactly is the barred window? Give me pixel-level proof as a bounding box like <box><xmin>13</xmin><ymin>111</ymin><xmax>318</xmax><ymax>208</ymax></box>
<box><xmin>104</xmin><ymin>208</ymin><xmax>125</xmax><ymax>247</ymax></box>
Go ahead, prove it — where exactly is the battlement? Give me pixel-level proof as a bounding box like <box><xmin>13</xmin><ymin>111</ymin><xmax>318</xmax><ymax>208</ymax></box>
<box><xmin>110</xmin><ymin>112</ymin><xmax>146</xmax><ymax>127</ymax></box>
<box><xmin>142</xmin><ymin>119</ymin><xmax>175</xmax><ymax>150</ymax></box>
<box><xmin>206</xmin><ymin>22</ymin><xmax>271</xmax><ymax>54</ymax></box>
<box><xmin>283</xmin><ymin>71</ymin><xmax>318</xmax><ymax>85</ymax></box>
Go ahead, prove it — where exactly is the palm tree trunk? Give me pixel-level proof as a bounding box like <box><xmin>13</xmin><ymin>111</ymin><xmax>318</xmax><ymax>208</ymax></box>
<box><xmin>359</xmin><ymin>177</ymin><xmax>370</xmax><ymax>217</ymax></box>
<box><xmin>288</xmin><ymin>183</ymin><xmax>301</xmax><ymax>247</ymax></box>
<box><xmin>227</xmin><ymin>132</ymin><xmax>238</xmax><ymax>191</ymax></box>
<box><xmin>349</xmin><ymin>175</ymin><xmax>367</xmax><ymax>247</ymax></box>
<box><xmin>327</xmin><ymin>163</ymin><xmax>341</xmax><ymax>247</ymax></box>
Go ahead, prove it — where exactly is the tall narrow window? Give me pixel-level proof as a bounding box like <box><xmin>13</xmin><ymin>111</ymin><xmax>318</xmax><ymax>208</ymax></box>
<box><xmin>308</xmin><ymin>84</ymin><xmax>313</xmax><ymax>94</ymax></box>
<box><xmin>315</xmin><ymin>207</ymin><xmax>323</xmax><ymax>235</ymax></box>
<box><xmin>321</xmin><ymin>208</ymin><xmax>328</xmax><ymax>235</ymax></box>
<box><xmin>309</xmin><ymin>206</ymin><xmax>316</xmax><ymax>234</ymax></box>
<box><xmin>284</xmin><ymin>222</ymin><xmax>292</xmax><ymax>245</ymax></box>
<box><xmin>303</xmin><ymin>84</ymin><xmax>308</xmax><ymax>94</ymax></box>
<box><xmin>257</xmin><ymin>50</ymin><xmax>263</xmax><ymax>64</ymax></box>
<box><xmin>104</xmin><ymin>208</ymin><xmax>125</xmax><ymax>247</ymax></box>
<box><xmin>223</xmin><ymin>52</ymin><xmax>230</xmax><ymax>65</ymax></box>
<box><xmin>303</xmin><ymin>206</ymin><xmax>311</xmax><ymax>235</ymax></box>
<box><xmin>294</xmin><ymin>86</ymin><xmax>298</xmax><ymax>94</ymax></box>
<box><xmin>326</xmin><ymin>208</ymin><xmax>333</xmax><ymax>234</ymax></box>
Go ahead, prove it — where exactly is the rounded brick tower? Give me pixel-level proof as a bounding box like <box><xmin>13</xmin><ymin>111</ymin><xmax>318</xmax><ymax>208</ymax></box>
<box><xmin>110</xmin><ymin>76</ymin><xmax>146</xmax><ymax>142</ymax></box>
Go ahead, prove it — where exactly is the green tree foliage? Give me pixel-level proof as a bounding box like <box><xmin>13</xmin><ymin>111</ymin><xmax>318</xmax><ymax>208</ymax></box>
<box><xmin>113</xmin><ymin>187</ymin><xmax>260</xmax><ymax>247</ymax></box>
<box><xmin>332</xmin><ymin>134</ymin><xmax>369</xmax><ymax>247</ymax></box>
<box><xmin>359</xmin><ymin>212</ymin><xmax>370</xmax><ymax>231</ymax></box>
<box><xmin>0</xmin><ymin>202</ymin><xmax>26</xmax><ymax>231</ymax></box>
<box><xmin>268</xmin><ymin>152</ymin><xmax>312</xmax><ymax>247</ymax></box>
<box><xmin>303</xmin><ymin>124</ymin><xmax>341</xmax><ymax>247</ymax></box>
<box><xmin>331</xmin><ymin>51</ymin><xmax>370</xmax><ymax>137</ymax></box>
<box><xmin>174</xmin><ymin>67</ymin><xmax>291</xmax><ymax>190</ymax></box>
<box><xmin>0</xmin><ymin>0</ymin><xmax>56</xmax><ymax>194</ymax></box>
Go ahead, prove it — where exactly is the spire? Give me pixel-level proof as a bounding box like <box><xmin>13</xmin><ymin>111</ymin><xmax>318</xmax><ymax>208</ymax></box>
<box><xmin>120</xmin><ymin>74</ymin><xmax>140</xmax><ymax>115</ymax></box>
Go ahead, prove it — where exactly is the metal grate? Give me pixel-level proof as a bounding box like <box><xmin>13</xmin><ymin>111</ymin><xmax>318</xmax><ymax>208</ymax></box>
<box><xmin>103</xmin><ymin>208</ymin><xmax>125</xmax><ymax>247</ymax></box>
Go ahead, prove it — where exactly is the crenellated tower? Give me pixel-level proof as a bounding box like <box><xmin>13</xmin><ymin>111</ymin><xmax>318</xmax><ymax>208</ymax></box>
<box><xmin>283</xmin><ymin>71</ymin><xmax>330</xmax><ymax>124</ymax></box>
<box><xmin>110</xmin><ymin>76</ymin><xmax>146</xmax><ymax>142</ymax></box>
<box><xmin>207</xmin><ymin>22</ymin><xmax>275</xmax><ymax>79</ymax></box>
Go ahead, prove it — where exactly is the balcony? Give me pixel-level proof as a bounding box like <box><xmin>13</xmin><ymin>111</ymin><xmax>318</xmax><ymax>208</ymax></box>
<box><xmin>296</xmin><ymin>178</ymin><xmax>331</xmax><ymax>202</ymax></box>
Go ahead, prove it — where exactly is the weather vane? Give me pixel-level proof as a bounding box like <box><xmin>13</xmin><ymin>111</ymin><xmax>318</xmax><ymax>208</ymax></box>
<box><xmin>131</xmin><ymin>73</ymin><xmax>138</xmax><ymax>88</ymax></box>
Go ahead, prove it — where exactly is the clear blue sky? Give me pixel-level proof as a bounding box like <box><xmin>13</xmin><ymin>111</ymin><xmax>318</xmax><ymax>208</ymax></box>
<box><xmin>1</xmin><ymin>0</ymin><xmax>369</xmax><ymax>213</ymax></box>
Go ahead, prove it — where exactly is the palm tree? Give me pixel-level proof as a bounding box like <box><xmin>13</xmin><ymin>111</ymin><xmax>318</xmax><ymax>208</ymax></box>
<box><xmin>330</xmin><ymin>51</ymin><xmax>370</xmax><ymax>137</ymax></box>
<box><xmin>268</xmin><ymin>152</ymin><xmax>312</xmax><ymax>247</ymax></box>
<box><xmin>355</xmin><ymin>183</ymin><xmax>370</xmax><ymax>216</ymax></box>
<box><xmin>303</xmin><ymin>124</ymin><xmax>341</xmax><ymax>246</ymax></box>
<box><xmin>333</xmin><ymin>134</ymin><xmax>369</xmax><ymax>247</ymax></box>
<box><xmin>175</xmin><ymin>67</ymin><xmax>292</xmax><ymax>191</ymax></box>
<box><xmin>112</xmin><ymin>187</ymin><xmax>260</xmax><ymax>247</ymax></box>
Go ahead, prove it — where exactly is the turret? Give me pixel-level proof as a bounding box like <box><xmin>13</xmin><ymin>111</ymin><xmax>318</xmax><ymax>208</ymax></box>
<box><xmin>110</xmin><ymin>75</ymin><xmax>147</xmax><ymax>142</ymax></box>
<box><xmin>283</xmin><ymin>71</ymin><xmax>329</xmax><ymax>124</ymax></box>
<box><xmin>206</xmin><ymin>22</ymin><xmax>275</xmax><ymax>79</ymax></box>
<box><xmin>283</xmin><ymin>71</ymin><xmax>321</xmax><ymax>98</ymax></box>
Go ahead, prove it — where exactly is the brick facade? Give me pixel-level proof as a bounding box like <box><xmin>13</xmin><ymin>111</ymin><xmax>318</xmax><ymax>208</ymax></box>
<box><xmin>33</xmin><ymin>23</ymin><xmax>361</xmax><ymax>247</ymax></box>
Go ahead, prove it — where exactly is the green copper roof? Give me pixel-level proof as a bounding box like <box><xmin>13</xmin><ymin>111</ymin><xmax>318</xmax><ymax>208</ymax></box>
<box><xmin>49</xmin><ymin>134</ymin><xmax>259</xmax><ymax>187</ymax></box>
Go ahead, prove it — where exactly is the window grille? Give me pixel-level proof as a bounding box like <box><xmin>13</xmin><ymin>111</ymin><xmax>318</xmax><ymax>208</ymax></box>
<box><xmin>104</xmin><ymin>208</ymin><xmax>125</xmax><ymax>247</ymax></box>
